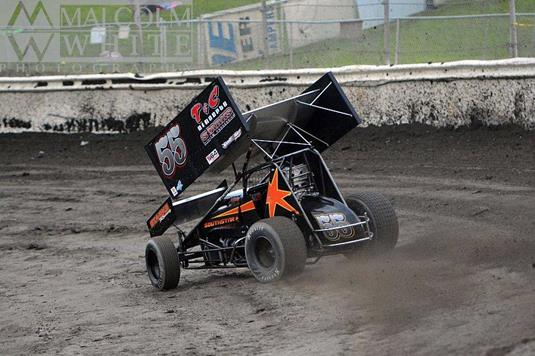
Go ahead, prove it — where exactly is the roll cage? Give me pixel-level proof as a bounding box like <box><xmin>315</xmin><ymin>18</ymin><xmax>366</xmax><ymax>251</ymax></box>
<box><xmin>173</xmin><ymin>122</ymin><xmax>373</xmax><ymax>270</ymax></box>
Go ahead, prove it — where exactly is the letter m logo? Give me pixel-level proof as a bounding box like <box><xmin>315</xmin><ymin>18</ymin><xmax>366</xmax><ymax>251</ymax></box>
<box><xmin>6</xmin><ymin>1</ymin><xmax>55</xmax><ymax>62</ymax></box>
<box><xmin>8</xmin><ymin>1</ymin><xmax>52</xmax><ymax>27</ymax></box>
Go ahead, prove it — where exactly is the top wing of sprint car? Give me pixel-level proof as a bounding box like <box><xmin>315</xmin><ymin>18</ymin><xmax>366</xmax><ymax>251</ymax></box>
<box><xmin>145</xmin><ymin>72</ymin><xmax>362</xmax><ymax>238</ymax></box>
<box><xmin>145</xmin><ymin>77</ymin><xmax>249</xmax><ymax>199</ymax></box>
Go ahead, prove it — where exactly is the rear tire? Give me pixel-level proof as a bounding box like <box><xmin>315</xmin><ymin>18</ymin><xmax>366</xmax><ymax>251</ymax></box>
<box><xmin>345</xmin><ymin>192</ymin><xmax>398</xmax><ymax>258</ymax></box>
<box><xmin>245</xmin><ymin>216</ymin><xmax>307</xmax><ymax>283</ymax></box>
<box><xmin>145</xmin><ymin>236</ymin><xmax>180</xmax><ymax>290</ymax></box>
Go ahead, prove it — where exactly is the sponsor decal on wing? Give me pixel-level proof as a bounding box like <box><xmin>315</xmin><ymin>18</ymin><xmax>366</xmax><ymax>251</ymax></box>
<box><xmin>191</xmin><ymin>85</ymin><xmax>236</xmax><ymax>146</ymax></box>
<box><xmin>222</xmin><ymin>128</ymin><xmax>242</xmax><ymax>149</ymax></box>
<box><xmin>205</xmin><ymin>148</ymin><xmax>220</xmax><ymax>165</ymax></box>
<box><xmin>149</xmin><ymin>202</ymin><xmax>172</xmax><ymax>229</ymax></box>
<box><xmin>199</xmin><ymin>106</ymin><xmax>235</xmax><ymax>146</ymax></box>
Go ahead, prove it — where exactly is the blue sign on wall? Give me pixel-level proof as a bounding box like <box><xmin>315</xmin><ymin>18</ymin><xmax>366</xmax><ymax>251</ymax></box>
<box><xmin>208</xmin><ymin>22</ymin><xmax>237</xmax><ymax>65</ymax></box>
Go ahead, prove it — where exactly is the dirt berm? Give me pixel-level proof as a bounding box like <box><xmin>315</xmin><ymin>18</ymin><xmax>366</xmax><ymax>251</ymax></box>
<box><xmin>0</xmin><ymin>124</ymin><xmax>534</xmax><ymax>355</ymax></box>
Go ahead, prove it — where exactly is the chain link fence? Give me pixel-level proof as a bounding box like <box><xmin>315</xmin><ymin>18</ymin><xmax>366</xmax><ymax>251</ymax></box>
<box><xmin>0</xmin><ymin>0</ymin><xmax>533</xmax><ymax>75</ymax></box>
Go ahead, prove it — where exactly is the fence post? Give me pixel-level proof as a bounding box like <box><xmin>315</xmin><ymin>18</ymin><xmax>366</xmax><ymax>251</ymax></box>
<box><xmin>159</xmin><ymin>21</ymin><xmax>166</xmax><ymax>66</ymax></box>
<box><xmin>133</xmin><ymin>0</ymin><xmax>145</xmax><ymax>59</ymax></box>
<box><xmin>394</xmin><ymin>18</ymin><xmax>400</xmax><ymax>65</ymax></box>
<box><xmin>289</xmin><ymin>22</ymin><xmax>294</xmax><ymax>69</ymax></box>
<box><xmin>509</xmin><ymin>0</ymin><xmax>518</xmax><ymax>57</ymax></box>
<box><xmin>197</xmin><ymin>21</ymin><xmax>204</xmax><ymax>68</ymax></box>
<box><xmin>261</xmin><ymin>0</ymin><xmax>270</xmax><ymax>68</ymax></box>
<box><xmin>383</xmin><ymin>0</ymin><xmax>391</xmax><ymax>65</ymax></box>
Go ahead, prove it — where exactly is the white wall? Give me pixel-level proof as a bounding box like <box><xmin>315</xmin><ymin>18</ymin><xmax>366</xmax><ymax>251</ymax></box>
<box><xmin>284</xmin><ymin>0</ymin><xmax>357</xmax><ymax>47</ymax></box>
<box><xmin>355</xmin><ymin>0</ymin><xmax>426</xmax><ymax>28</ymax></box>
<box><xmin>1</xmin><ymin>59</ymin><xmax>534</xmax><ymax>132</ymax></box>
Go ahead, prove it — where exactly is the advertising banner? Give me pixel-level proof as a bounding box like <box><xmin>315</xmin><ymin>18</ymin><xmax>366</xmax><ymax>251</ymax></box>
<box><xmin>201</xmin><ymin>3</ymin><xmax>284</xmax><ymax>66</ymax></box>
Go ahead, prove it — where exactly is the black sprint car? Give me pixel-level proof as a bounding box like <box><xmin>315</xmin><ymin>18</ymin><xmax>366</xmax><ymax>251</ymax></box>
<box><xmin>144</xmin><ymin>73</ymin><xmax>398</xmax><ymax>290</ymax></box>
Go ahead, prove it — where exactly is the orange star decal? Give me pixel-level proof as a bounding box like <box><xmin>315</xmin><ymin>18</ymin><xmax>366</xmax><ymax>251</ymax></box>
<box><xmin>266</xmin><ymin>169</ymin><xmax>300</xmax><ymax>218</ymax></box>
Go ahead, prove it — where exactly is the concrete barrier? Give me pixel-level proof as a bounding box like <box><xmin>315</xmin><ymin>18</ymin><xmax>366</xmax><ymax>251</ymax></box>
<box><xmin>1</xmin><ymin>58</ymin><xmax>534</xmax><ymax>133</ymax></box>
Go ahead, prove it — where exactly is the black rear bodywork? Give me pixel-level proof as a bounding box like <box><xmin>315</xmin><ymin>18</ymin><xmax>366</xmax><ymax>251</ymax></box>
<box><xmin>145</xmin><ymin>73</ymin><xmax>373</xmax><ymax>269</ymax></box>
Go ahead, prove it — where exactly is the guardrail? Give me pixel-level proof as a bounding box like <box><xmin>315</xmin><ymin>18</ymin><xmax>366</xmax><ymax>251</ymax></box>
<box><xmin>1</xmin><ymin>58</ymin><xmax>534</xmax><ymax>133</ymax></box>
<box><xmin>1</xmin><ymin>58</ymin><xmax>535</xmax><ymax>92</ymax></box>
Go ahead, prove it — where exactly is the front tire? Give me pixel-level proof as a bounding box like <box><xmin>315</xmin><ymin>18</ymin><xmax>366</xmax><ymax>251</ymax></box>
<box><xmin>345</xmin><ymin>192</ymin><xmax>398</xmax><ymax>258</ymax></box>
<box><xmin>145</xmin><ymin>236</ymin><xmax>180</xmax><ymax>290</ymax></box>
<box><xmin>245</xmin><ymin>216</ymin><xmax>307</xmax><ymax>283</ymax></box>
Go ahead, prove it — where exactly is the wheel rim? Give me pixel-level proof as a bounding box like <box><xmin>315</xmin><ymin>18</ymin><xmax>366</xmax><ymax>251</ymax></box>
<box><xmin>254</xmin><ymin>236</ymin><xmax>276</xmax><ymax>268</ymax></box>
<box><xmin>147</xmin><ymin>249</ymin><xmax>160</xmax><ymax>280</ymax></box>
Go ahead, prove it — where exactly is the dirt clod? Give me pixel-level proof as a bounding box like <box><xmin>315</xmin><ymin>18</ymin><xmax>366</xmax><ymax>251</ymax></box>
<box><xmin>27</xmin><ymin>243</ymin><xmax>44</xmax><ymax>250</ymax></box>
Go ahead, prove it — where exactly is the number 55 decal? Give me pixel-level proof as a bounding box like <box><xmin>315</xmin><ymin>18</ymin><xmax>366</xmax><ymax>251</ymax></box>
<box><xmin>155</xmin><ymin>124</ymin><xmax>187</xmax><ymax>177</ymax></box>
<box><xmin>315</xmin><ymin>213</ymin><xmax>355</xmax><ymax>242</ymax></box>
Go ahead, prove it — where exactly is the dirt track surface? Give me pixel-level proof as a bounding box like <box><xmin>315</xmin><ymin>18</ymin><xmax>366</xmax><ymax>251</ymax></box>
<box><xmin>1</xmin><ymin>124</ymin><xmax>534</xmax><ymax>355</ymax></box>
